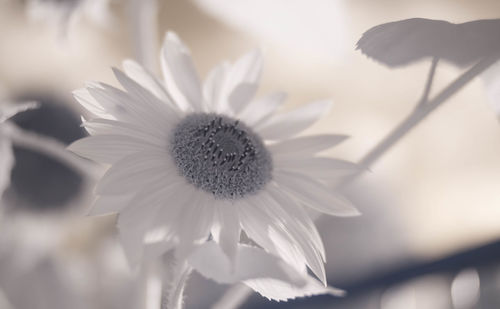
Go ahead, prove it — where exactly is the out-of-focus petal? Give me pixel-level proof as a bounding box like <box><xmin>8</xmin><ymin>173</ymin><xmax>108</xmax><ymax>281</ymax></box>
<box><xmin>211</xmin><ymin>201</ymin><xmax>241</xmax><ymax>267</ymax></box>
<box><xmin>268</xmin><ymin>134</ymin><xmax>349</xmax><ymax>157</ymax></box>
<box><xmin>203</xmin><ymin>61</ymin><xmax>230</xmax><ymax>112</ymax></box>
<box><xmin>161</xmin><ymin>32</ymin><xmax>203</xmax><ymax>111</ymax></box>
<box><xmin>239</xmin><ymin>92</ymin><xmax>287</xmax><ymax>126</ymax></box>
<box><xmin>256</xmin><ymin>100</ymin><xmax>332</xmax><ymax>140</ymax></box>
<box><xmin>122</xmin><ymin>59</ymin><xmax>175</xmax><ymax>107</ymax></box>
<box><xmin>275</xmin><ymin>170</ymin><xmax>360</xmax><ymax>217</ymax></box>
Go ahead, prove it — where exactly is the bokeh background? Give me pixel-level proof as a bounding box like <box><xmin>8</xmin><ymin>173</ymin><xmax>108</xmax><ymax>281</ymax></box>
<box><xmin>1</xmin><ymin>0</ymin><xmax>500</xmax><ymax>308</ymax></box>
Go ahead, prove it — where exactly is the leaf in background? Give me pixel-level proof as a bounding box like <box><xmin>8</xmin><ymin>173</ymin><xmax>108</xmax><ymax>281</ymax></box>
<box><xmin>357</xmin><ymin>18</ymin><xmax>500</xmax><ymax>68</ymax></box>
<box><xmin>0</xmin><ymin>101</ymin><xmax>38</xmax><ymax>123</ymax></box>
<box><xmin>7</xmin><ymin>98</ymin><xmax>86</xmax><ymax>212</ymax></box>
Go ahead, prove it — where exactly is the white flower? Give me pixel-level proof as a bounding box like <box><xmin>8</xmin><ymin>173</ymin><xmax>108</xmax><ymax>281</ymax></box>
<box><xmin>69</xmin><ymin>31</ymin><xmax>360</xmax><ymax>300</ymax></box>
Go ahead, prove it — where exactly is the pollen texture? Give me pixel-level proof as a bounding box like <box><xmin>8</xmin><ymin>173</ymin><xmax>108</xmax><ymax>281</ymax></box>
<box><xmin>170</xmin><ymin>113</ymin><xmax>272</xmax><ymax>199</ymax></box>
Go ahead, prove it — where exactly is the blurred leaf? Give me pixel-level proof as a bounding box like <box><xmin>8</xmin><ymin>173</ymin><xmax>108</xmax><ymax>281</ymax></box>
<box><xmin>0</xmin><ymin>101</ymin><xmax>38</xmax><ymax>199</ymax></box>
<box><xmin>357</xmin><ymin>18</ymin><xmax>500</xmax><ymax>68</ymax></box>
<box><xmin>0</xmin><ymin>102</ymin><xmax>38</xmax><ymax>123</ymax></box>
<box><xmin>7</xmin><ymin>98</ymin><xmax>86</xmax><ymax>211</ymax></box>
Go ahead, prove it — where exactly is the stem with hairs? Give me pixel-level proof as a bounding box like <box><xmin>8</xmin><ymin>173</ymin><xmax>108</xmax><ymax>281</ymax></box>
<box><xmin>161</xmin><ymin>258</ymin><xmax>192</xmax><ymax>309</ymax></box>
<box><xmin>340</xmin><ymin>54</ymin><xmax>499</xmax><ymax>187</ymax></box>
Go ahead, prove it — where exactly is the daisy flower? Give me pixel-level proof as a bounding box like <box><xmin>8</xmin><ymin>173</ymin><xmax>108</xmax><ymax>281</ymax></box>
<box><xmin>69</xmin><ymin>32</ymin><xmax>360</xmax><ymax>299</ymax></box>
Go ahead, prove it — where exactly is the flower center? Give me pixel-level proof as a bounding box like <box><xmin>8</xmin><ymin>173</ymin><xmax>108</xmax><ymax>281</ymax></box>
<box><xmin>170</xmin><ymin>113</ymin><xmax>272</xmax><ymax>199</ymax></box>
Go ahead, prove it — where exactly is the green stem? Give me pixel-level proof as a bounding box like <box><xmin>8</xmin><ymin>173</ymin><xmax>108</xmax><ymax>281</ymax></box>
<box><xmin>416</xmin><ymin>56</ymin><xmax>439</xmax><ymax>108</ymax></box>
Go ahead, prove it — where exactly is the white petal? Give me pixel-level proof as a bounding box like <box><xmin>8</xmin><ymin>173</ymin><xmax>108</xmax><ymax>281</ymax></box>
<box><xmin>145</xmin><ymin>185</ymin><xmax>199</xmax><ymax>260</ymax></box>
<box><xmin>230</xmin><ymin>49</ymin><xmax>263</xmax><ymax>87</ymax></box>
<box><xmin>175</xmin><ymin>190</ymin><xmax>215</xmax><ymax>259</ymax></box>
<box><xmin>225</xmin><ymin>50</ymin><xmax>263</xmax><ymax>113</ymax></box>
<box><xmin>143</xmin><ymin>240</ymin><xmax>176</xmax><ymax>262</ymax></box>
<box><xmin>118</xmin><ymin>182</ymin><xmax>181</xmax><ymax>266</ymax></box>
<box><xmin>237</xmin><ymin>198</ymin><xmax>285</xmax><ymax>257</ymax></box>
<box><xmin>255</xmin><ymin>191</ymin><xmax>326</xmax><ymax>285</ymax></box>
<box><xmin>276</xmin><ymin>157</ymin><xmax>361</xmax><ymax>181</ymax></box>
<box><xmin>96</xmin><ymin>151</ymin><xmax>176</xmax><ymax>195</ymax></box>
<box><xmin>239</xmin><ymin>92</ymin><xmax>287</xmax><ymax>127</ymax></box>
<box><xmin>213</xmin><ymin>201</ymin><xmax>241</xmax><ymax>267</ymax></box>
<box><xmin>82</xmin><ymin>118</ymin><xmax>167</xmax><ymax>145</ymax></box>
<box><xmin>161</xmin><ymin>32</ymin><xmax>203</xmax><ymax>111</ymax></box>
<box><xmin>245</xmin><ymin>275</ymin><xmax>345</xmax><ymax>302</ymax></box>
<box><xmin>203</xmin><ymin>61</ymin><xmax>230</xmax><ymax>112</ymax></box>
<box><xmin>88</xmin><ymin>194</ymin><xmax>134</xmax><ymax>215</ymax></box>
<box><xmin>87</xmin><ymin>83</ymin><xmax>168</xmax><ymax>135</ymax></box>
<box><xmin>267</xmin><ymin>184</ymin><xmax>325</xmax><ymax>261</ymax></box>
<box><xmin>122</xmin><ymin>59</ymin><xmax>175</xmax><ymax>106</ymax></box>
<box><xmin>73</xmin><ymin>87</ymin><xmax>112</xmax><ymax>120</ymax></box>
<box><xmin>148</xmin><ymin>184</ymin><xmax>196</xmax><ymax>246</ymax></box>
<box><xmin>112</xmin><ymin>68</ymin><xmax>180</xmax><ymax>124</ymax></box>
<box><xmin>188</xmin><ymin>241</ymin><xmax>305</xmax><ymax>286</ymax></box>
<box><xmin>268</xmin><ymin>134</ymin><xmax>349</xmax><ymax>157</ymax></box>
<box><xmin>118</xmin><ymin>183</ymin><xmax>174</xmax><ymax>230</ymax></box>
<box><xmin>118</xmin><ymin>225</ymin><xmax>146</xmax><ymax>269</ymax></box>
<box><xmin>228</xmin><ymin>83</ymin><xmax>258</xmax><ymax>115</ymax></box>
<box><xmin>68</xmin><ymin>135</ymin><xmax>161</xmax><ymax>164</ymax></box>
<box><xmin>274</xmin><ymin>171</ymin><xmax>360</xmax><ymax>217</ymax></box>
<box><xmin>238</xmin><ymin>196</ymin><xmax>310</xmax><ymax>277</ymax></box>
<box><xmin>256</xmin><ymin>100</ymin><xmax>332</xmax><ymax>140</ymax></box>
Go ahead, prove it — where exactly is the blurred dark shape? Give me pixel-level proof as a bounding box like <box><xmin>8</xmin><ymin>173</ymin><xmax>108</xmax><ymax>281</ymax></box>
<box><xmin>6</xmin><ymin>95</ymin><xmax>87</xmax><ymax>212</ymax></box>
<box><xmin>241</xmin><ymin>239</ymin><xmax>500</xmax><ymax>308</ymax></box>
<box><xmin>357</xmin><ymin>18</ymin><xmax>500</xmax><ymax>68</ymax></box>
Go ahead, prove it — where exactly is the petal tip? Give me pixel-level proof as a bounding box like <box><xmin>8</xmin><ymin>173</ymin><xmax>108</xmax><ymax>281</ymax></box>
<box><xmin>344</xmin><ymin>207</ymin><xmax>362</xmax><ymax>217</ymax></box>
<box><xmin>327</xmin><ymin>287</ymin><xmax>347</xmax><ymax>297</ymax></box>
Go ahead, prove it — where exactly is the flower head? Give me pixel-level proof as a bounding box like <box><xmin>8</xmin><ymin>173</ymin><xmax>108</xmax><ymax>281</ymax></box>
<box><xmin>69</xmin><ymin>31</ymin><xmax>360</xmax><ymax>299</ymax></box>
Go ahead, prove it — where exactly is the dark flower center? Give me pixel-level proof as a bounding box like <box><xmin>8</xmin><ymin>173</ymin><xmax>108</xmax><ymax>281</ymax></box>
<box><xmin>170</xmin><ymin>113</ymin><xmax>272</xmax><ymax>199</ymax></box>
